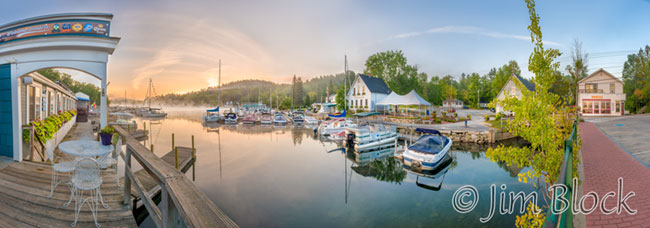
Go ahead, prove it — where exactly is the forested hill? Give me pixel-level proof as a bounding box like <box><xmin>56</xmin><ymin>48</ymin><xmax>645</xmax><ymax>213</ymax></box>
<box><xmin>155</xmin><ymin>71</ymin><xmax>355</xmax><ymax>107</ymax></box>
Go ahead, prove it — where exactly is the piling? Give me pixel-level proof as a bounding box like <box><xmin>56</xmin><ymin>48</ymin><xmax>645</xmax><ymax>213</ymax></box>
<box><xmin>191</xmin><ymin>135</ymin><xmax>195</xmax><ymax>158</ymax></box>
<box><xmin>150</xmin><ymin>144</ymin><xmax>154</xmax><ymax>153</ymax></box>
<box><xmin>175</xmin><ymin>147</ymin><xmax>179</xmax><ymax>169</ymax></box>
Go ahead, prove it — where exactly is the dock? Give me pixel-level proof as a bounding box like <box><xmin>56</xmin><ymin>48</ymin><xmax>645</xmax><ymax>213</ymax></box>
<box><xmin>121</xmin><ymin>147</ymin><xmax>195</xmax><ymax>224</ymax></box>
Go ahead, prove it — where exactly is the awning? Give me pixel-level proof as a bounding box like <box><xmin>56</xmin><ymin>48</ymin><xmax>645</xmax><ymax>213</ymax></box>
<box><xmin>206</xmin><ymin>107</ymin><xmax>219</xmax><ymax>112</ymax></box>
<box><xmin>353</xmin><ymin>112</ymin><xmax>380</xmax><ymax>117</ymax></box>
<box><xmin>377</xmin><ymin>90</ymin><xmax>431</xmax><ymax>106</ymax></box>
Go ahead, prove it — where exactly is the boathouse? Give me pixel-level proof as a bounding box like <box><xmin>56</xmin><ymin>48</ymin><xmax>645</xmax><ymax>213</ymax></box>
<box><xmin>0</xmin><ymin>13</ymin><xmax>119</xmax><ymax>160</ymax></box>
<box><xmin>347</xmin><ymin>74</ymin><xmax>391</xmax><ymax>112</ymax></box>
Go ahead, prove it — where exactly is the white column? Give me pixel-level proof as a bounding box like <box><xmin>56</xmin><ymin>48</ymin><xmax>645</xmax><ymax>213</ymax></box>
<box><xmin>11</xmin><ymin>63</ymin><xmax>22</xmax><ymax>161</ymax></box>
<box><xmin>100</xmin><ymin>66</ymin><xmax>107</xmax><ymax>129</ymax></box>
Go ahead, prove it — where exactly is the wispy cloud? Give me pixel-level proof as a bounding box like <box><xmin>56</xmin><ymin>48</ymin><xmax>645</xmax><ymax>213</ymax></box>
<box><xmin>390</xmin><ymin>25</ymin><xmax>563</xmax><ymax>46</ymax></box>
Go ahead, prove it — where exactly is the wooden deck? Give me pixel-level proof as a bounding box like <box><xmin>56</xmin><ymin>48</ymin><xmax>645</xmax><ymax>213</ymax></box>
<box><xmin>0</xmin><ymin>161</ymin><xmax>137</xmax><ymax>228</ymax></box>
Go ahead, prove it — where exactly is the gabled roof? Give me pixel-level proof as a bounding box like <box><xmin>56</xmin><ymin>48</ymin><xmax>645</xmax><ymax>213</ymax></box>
<box><xmin>578</xmin><ymin>68</ymin><xmax>623</xmax><ymax>84</ymax></box>
<box><xmin>358</xmin><ymin>74</ymin><xmax>391</xmax><ymax>94</ymax></box>
<box><xmin>513</xmin><ymin>73</ymin><xmax>536</xmax><ymax>92</ymax></box>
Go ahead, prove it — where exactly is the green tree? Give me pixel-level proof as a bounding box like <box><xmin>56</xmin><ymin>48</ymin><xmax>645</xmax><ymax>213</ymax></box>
<box><xmin>565</xmin><ymin>39</ymin><xmax>589</xmax><ymax>106</ymax></box>
<box><xmin>462</xmin><ymin>73</ymin><xmax>482</xmax><ymax>108</ymax></box>
<box><xmin>363</xmin><ymin>50</ymin><xmax>419</xmax><ymax>94</ymax></box>
<box><xmin>335</xmin><ymin>84</ymin><xmax>346</xmax><ymax>111</ymax></box>
<box><xmin>622</xmin><ymin>46</ymin><xmax>650</xmax><ymax>113</ymax></box>
<box><xmin>487</xmin><ymin>1</ymin><xmax>580</xmax><ymax>226</ymax></box>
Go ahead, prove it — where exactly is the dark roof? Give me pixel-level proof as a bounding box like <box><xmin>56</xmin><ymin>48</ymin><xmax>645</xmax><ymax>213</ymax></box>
<box><xmin>359</xmin><ymin>74</ymin><xmax>391</xmax><ymax>94</ymax></box>
<box><xmin>513</xmin><ymin>73</ymin><xmax>536</xmax><ymax>92</ymax></box>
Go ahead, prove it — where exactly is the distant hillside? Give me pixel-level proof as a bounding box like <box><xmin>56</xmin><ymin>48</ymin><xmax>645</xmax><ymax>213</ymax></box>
<box><xmin>156</xmin><ymin>71</ymin><xmax>355</xmax><ymax>107</ymax></box>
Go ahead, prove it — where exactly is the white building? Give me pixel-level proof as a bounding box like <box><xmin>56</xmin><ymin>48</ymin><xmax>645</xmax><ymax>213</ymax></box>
<box><xmin>347</xmin><ymin>74</ymin><xmax>391</xmax><ymax>112</ymax></box>
<box><xmin>578</xmin><ymin>69</ymin><xmax>625</xmax><ymax>116</ymax></box>
<box><xmin>442</xmin><ymin>98</ymin><xmax>464</xmax><ymax>109</ymax></box>
<box><xmin>494</xmin><ymin>73</ymin><xmax>536</xmax><ymax>114</ymax></box>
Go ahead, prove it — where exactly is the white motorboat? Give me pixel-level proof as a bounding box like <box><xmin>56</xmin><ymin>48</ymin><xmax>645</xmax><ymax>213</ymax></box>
<box><xmin>402</xmin><ymin>128</ymin><xmax>452</xmax><ymax>171</ymax></box>
<box><xmin>260</xmin><ymin>112</ymin><xmax>273</xmax><ymax>124</ymax></box>
<box><xmin>273</xmin><ymin>114</ymin><xmax>287</xmax><ymax>125</ymax></box>
<box><xmin>345</xmin><ymin>124</ymin><xmax>397</xmax><ymax>151</ymax></box>
<box><xmin>318</xmin><ymin>118</ymin><xmax>357</xmax><ymax>136</ymax></box>
<box><xmin>225</xmin><ymin>112</ymin><xmax>238</xmax><ymax>124</ymax></box>
<box><xmin>305</xmin><ymin>116</ymin><xmax>319</xmax><ymax>125</ymax></box>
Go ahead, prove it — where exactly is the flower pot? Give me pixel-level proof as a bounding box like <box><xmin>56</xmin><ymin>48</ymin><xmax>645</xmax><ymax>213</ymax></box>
<box><xmin>99</xmin><ymin>133</ymin><xmax>113</xmax><ymax>146</ymax></box>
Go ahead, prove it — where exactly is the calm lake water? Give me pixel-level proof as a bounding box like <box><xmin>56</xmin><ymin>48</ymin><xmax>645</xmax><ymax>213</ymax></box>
<box><xmin>134</xmin><ymin>109</ymin><xmax>540</xmax><ymax>228</ymax></box>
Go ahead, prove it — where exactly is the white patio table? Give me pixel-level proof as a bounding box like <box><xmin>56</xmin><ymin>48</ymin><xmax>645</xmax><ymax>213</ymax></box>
<box><xmin>58</xmin><ymin>140</ymin><xmax>114</xmax><ymax>208</ymax></box>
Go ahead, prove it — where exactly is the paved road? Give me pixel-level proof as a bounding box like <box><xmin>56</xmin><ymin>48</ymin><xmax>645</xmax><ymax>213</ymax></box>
<box><xmin>579</xmin><ymin>122</ymin><xmax>650</xmax><ymax>227</ymax></box>
<box><xmin>586</xmin><ymin>115</ymin><xmax>650</xmax><ymax>167</ymax></box>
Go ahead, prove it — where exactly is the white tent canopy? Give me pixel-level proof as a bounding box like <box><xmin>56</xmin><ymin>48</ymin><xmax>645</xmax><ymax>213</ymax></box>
<box><xmin>377</xmin><ymin>90</ymin><xmax>431</xmax><ymax>106</ymax></box>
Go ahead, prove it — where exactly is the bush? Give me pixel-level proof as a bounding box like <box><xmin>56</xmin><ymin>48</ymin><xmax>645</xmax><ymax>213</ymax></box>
<box><xmin>434</xmin><ymin>119</ymin><xmax>442</xmax><ymax>124</ymax></box>
<box><xmin>442</xmin><ymin>111</ymin><xmax>447</xmax><ymax>117</ymax></box>
<box><xmin>484</xmin><ymin>115</ymin><xmax>489</xmax><ymax>121</ymax></box>
<box><xmin>454</xmin><ymin>112</ymin><xmax>458</xmax><ymax>117</ymax></box>
<box><xmin>495</xmin><ymin>113</ymin><xmax>503</xmax><ymax>120</ymax></box>
<box><xmin>467</xmin><ymin>114</ymin><xmax>471</xmax><ymax>120</ymax></box>
<box><xmin>100</xmin><ymin>126</ymin><xmax>115</xmax><ymax>135</ymax></box>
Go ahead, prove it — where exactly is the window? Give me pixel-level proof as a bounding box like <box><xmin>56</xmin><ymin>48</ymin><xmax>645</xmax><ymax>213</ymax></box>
<box><xmin>585</xmin><ymin>83</ymin><xmax>598</xmax><ymax>93</ymax></box>
<box><xmin>610</xmin><ymin>84</ymin><xmax>615</xmax><ymax>94</ymax></box>
<box><xmin>353</xmin><ymin>88</ymin><xmax>356</xmax><ymax>95</ymax></box>
<box><xmin>593</xmin><ymin>101</ymin><xmax>600</xmax><ymax>114</ymax></box>
<box><xmin>602</xmin><ymin>101</ymin><xmax>611</xmax><ymax>114</ymax></box>
<box><xmin>365</xmin><ymin>99</ymin><xmax>368</xmax><ymax>107</ymax></box>
<box><xmin>616</xmin><ymin>101</ymin><xmax>621</xmax><ymax>113</ymax></box>
<box><xmin>510</xmin><ymin>86</ymin><xmax>516</xmax><ymax>95</ymax></box>
<box><xmin>582</xmin><ymin>101</ymin><xmax>592</xmax><ymax>114</ymax></box>
<box><xmin>362</xmin><ymin>87</ymin><xmax>366</xmax><ymax>94</ymax></box>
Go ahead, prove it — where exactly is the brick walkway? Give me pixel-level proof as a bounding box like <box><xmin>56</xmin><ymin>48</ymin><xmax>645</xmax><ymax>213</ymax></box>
<box><xmin>580</xmin><ymin>122</ymin><xmax>650</xmax><ymax>228</ymax></box>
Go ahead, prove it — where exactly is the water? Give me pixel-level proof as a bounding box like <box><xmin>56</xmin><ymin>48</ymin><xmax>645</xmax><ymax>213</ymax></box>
<box><xmin>135</xmin><ymin>109</ymin><xmax>541</xmax><ymax>228</ymax></box>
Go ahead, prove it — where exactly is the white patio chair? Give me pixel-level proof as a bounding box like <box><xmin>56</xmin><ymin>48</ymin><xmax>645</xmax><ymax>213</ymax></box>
<box><xmin>71</xmin><ymin>157</ymin><xmax>103</xmax><ymax>228</ymax></box>
<box><xmin>98</xmin><ymin>137</ymin><xmax>121</xmax><ymax>188</ymax></box>
<box><xmin>48</xmin><ymin>141</ymin><xmax>77</xmax><ymax>208</ymax></box>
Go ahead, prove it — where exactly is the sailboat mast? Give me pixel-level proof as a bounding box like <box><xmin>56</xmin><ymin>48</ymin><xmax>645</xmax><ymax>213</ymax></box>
<box><xmin>344</xmin><ymin>55</ymin><xmax>347</xmax><ymax>110</ymax></box>
<box><xmin>148</xmin><ymin>78</ymin><xmax>152</xmax><ymax>108</ymax></box>
<box><xmin>218</xmin><ymin>59</ymin><xmax>221</xmax><ymax>107</ymax></box>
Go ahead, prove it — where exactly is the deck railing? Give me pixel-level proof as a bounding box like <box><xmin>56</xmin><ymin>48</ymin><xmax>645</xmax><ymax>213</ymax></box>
<box><xmin>114</xmin><ymin>125</ymin><xmax>238</xmax><ymax>228</ymax></box>
<box><xmin>542</xmin><ymin>117</ymin><xmax>579</xmax><ymax>228</ymax></box>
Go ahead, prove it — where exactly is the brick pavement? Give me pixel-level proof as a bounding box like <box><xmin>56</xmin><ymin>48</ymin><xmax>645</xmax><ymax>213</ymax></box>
<box><xmin>580</xmin><ymin>122</ymin><xmax>650</xmax><ymax>228</ymax></box>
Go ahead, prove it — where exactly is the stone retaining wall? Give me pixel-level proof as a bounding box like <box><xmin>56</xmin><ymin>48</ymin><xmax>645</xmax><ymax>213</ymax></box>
<box><xmin>397</xmin><ymin>126</ymin><xmax>493</xmax><ymax>144</ymax></box>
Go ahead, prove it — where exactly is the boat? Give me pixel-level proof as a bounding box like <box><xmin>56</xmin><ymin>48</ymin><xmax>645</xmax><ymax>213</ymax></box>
<box><xmin>110</xmin><ymin>112</ymin><xmax>135</xmax><ymax>128</ymax></box>
<box><xmin>140</xmin><ymin>78</ymin><xmax>167</xmax><ymax>118</ymax></box>
<box><xmin>318</xmin><ymin>118</ymin><xmax>357</xmax><ymax>136</ymax></box>
<box><xmin>202</xmin><ymin>107</ymin><xmax>222</xmax><ymax>123</ymax></box>
<box><xmin>260</xmin><ymin>112</ymin><xmax>273</xmax><ymax>124</ymax></box>
<box><xmin>305</xmin><ymin>116</ymin><xmax>319</xmax><ymax>125</ymax></box>
<box><xmin>273</xmin><ymin>114</ymin><xmax>287</xmax><ymax>125</ymax></box>
<box><xmin>291</xmin><ymin>113</ymin><xmax>304</xmax><ymax>125</ymax></box>
<box><xmin>242</xmin><ymin>113</ymin><xmax>257</xmax><ymax>124</ymax></box>
<box><xmin>224</xmin><ymin>112</ymin><xmax>238</xmax><ymax>124</ymax></box>
<box><xmin>345</xmin><ymin>124</ymin><xmax>397</xmax><ymax>151</ymax></box>
<box><xmin>401</xmin><ymin>129</ymin><xmax>452</xmax><ymax>171</ymax></box>
<box><xmin>328</xmin><ymin>109</ymin><xmax>346</xmax><ymax>118</ymax></box>
<box><xmin>328</xmin><ymin>131</ymin><xmax>346</xmax><ymax>141</ymax></box>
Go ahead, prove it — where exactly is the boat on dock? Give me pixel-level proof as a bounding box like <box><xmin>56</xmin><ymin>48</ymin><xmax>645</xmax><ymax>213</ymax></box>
<box><xmin>260</xmin><ymin>112</ymin><xmax>273</xmax><ymax>124</ymax></box>
<box><xmin>225</xmin><ymin>112</ymin><xmax>238</xmax><ymax>124</ymax></box>
<box><xmin>291</xmin><ymin>113</ymin><xmax>305</xmax><ymax>125</ymax></box>
<box><xmin>273</xmin><ymin>114</ymin><xmax>287</xmax><ymax>125</ymax></box>
<box><xmin>318</xmin><ymin>118</ymin><xmax>357</xmax><ymax>136</ymax></box>
<box><xmin>401</xmin><ymin>129</ymin><xmax>452</xmax><ymax>171</ymax></box>
<box><xmin>242</xmin><ymin>113</ymin><xmax>257</xmax><ymax>124</ymax></box>
<box><xmin>305</xmin><ymin>116</ymin><xmax>319</xmax><ymax>125</ymax></box>
<box><xmin>345</xmin><ymin>124</ymin><xmax>397</xmax><ymax>151</ymax></box>
<box><xmin>202</xmin><ymin>107</ymin><xmax>222</xmax><ymax>123</ymax></box>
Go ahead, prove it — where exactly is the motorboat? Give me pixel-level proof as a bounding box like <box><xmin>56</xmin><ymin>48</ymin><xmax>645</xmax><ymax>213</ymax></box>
<box><xmin>345</xmin><ymin>124</ymin><xmax>397</xmax><ymax>151</ymax></box>
<box><xmin>202</xmin><ymin>107</ymin><xmax>222</xmax><ymax>123</ymax></box>
<box><xmin>273</xmin><ymin>114</ymin><xmax>287</xmax><ymax>125</ymax></box>
<box><xmin>291</xmin><ymin>113</ymin><xmax>305</xmax><ymax>125</ymax></box>
<box><xmin>305</xmin><ymin>116</ymin><xmax>319</xmax><ymax>125</ymax></box>
<box><xmin>242</xmin><ymin>113</ymin><xmax>258</xmax><ymax>124</ymax></box>
<box><xmin>401</xmin><ymin>129</ymin><xmax>452</xmax><ymax>171</ymax></box>
<box><xmin>260</xmin><ymin>112</ymin><xmax>273</xmax><ymax>124</ymax></box>
<box><xmin>224</xmin><ymin>112</ymin><xmax>238</xmax><ymax>124</ymax></box>
<box><xmin>328</xmin><ymin>131</ymin><xmax>346</xmax><ymax>141</ymax></box>
<box><xmin>317</xmin><ymin>118</ymin><xmax>357</xmax><ymax>136</ymax></box>
<box><xmin>110</xmin><ymin>112</ymin><xmax>135</xmax><ymax>128</ymax></box>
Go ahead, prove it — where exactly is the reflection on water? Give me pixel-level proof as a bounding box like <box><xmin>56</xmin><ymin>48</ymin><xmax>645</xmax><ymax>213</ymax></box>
<box><xmin>134</xmin><ymin>110</ymin><xmax>539</xmax><ymax>228</ymax></box>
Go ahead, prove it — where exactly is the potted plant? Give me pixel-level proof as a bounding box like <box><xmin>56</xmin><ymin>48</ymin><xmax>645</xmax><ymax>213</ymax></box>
<box><xmin>99</xmin><ymin>126</ymin><xmax>115</xmax><ymax>146</ymax></box>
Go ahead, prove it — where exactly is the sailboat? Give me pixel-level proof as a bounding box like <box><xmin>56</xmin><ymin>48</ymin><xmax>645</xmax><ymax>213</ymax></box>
<box><xmin>140</xmin><ymin>78</ymin><xmax>168</xmax><ymax>118</ymax></box>
<box><xmin>203</xmin><ymin>60</ymin><xmax>223</xmax><ymax>123</ymax></box>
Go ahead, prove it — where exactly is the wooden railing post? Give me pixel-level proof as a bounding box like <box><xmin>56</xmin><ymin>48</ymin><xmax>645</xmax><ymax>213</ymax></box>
<box><xmin>161</xmin><ymin>186</ymin><xmax>168</xmax><ymax>228</ymax></box>
<box><xmin>123</xmin><ymin>146</ymin><xmax>132</xmax><ymax>206</ymax></box>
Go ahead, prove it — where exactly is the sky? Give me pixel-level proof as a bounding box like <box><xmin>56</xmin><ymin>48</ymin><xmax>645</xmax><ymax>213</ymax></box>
<box><xmin>1</xmin><ymin>0</ymin><xmax>649</xmax><ymax>99</ymax></box>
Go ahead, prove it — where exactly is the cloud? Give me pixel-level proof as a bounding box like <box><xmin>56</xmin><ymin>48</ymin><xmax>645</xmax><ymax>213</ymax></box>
<box><xmin>390</xmin><ymin>25</ymin><xmax>563</xmax><ymax>46</ymax></box>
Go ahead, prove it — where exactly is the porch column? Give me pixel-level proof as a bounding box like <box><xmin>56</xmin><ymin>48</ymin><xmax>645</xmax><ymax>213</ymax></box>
<box><xmin>100</xmin><ymin>67</ymin><xmax>108</xmax><ymax>129</ymax></box>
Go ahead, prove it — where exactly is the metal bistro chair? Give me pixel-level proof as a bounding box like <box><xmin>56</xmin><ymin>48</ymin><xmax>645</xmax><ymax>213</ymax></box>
<box><xmin>48</xmin><ymin>141</ymin><xmax>77</xmax><ymax>208</ymax></box>
<box><xmin>98</xmin><ymin>137</ymin><xmax>122</xmax><ymax>188</ymax></box>
<box><xmin>71</xmin><ymin>157</ymin><xmax>103</xmax><ymax>228</ymax></box>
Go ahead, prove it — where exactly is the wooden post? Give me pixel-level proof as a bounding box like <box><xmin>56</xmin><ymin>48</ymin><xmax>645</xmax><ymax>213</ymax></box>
<box><xmin>123</xmin><ymin>146</ymin><xmax>132</xmax><ymax>206</ymax></box>
<box><xmin>127</xmin><ymin>125</ymin><xmax>130</xmax><ymax>132</ymax></box>
<box><xmin>150</xmin><ymin>144</ymin><xmax>154</xmax><ymax>153</ymax></box>
<box><xmin>191</xmin><ymin>135</ymin><xmax>195</xmax><ymax>158</ymax></box>
<box><xmin>172</xmin><ymin>133</ymin><xmax>175</xmax><ymax>152</ymax></box>
<box><xmin>175</xmin><ymin>147</ymin><xmax>179</xmax><ymax>169</ymax></box>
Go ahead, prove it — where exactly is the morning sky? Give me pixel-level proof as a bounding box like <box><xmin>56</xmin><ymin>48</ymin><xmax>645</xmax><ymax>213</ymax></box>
<box><xmin>1</xmin><ymin>0</ymin><xmax>649</xmax><ymax>99</ymax></box>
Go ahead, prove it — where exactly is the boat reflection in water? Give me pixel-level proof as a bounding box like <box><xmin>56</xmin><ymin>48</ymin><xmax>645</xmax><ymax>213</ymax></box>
<box><xmin>405</xmin><ymin>157</ymin><xmax>453</xmax><ymax>191</ymax></box>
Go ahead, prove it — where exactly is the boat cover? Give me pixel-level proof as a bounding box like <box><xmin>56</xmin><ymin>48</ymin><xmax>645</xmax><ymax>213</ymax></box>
<box><xmin>206</xmin><ymin>107</ymin><xmax>219</xmax><ymax>112</ymax></box>
<box><xmin>328</xmin><ymin>109</ymin><xmax>346</xmax><ymax>118</ymax></box>
<box><xmin>416</xmin><ymin>128</ymin><xmax>442</xmax><ymax>135</ymax></box>
<box><xmin>408</xmin><ymin>135</ymin><xmax>448</xmax><ymax>154</ymax></box>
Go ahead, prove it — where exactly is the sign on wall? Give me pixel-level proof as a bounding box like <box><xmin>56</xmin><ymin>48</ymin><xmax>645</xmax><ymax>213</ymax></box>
<box><xmin>0</xmin><ymin>20</ymin><xmax>110</xmax><ymax>44</ymax></box>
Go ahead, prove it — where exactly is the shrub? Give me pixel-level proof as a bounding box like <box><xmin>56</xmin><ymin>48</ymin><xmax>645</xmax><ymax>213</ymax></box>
<box><xmin>442</xmin><ymin>111</ymin><xmax>447</xmax><ymax>117</ymax></box>
<box><xmin>100</xmin><ymin>126</ymin><xmax>115</xmax><ymax>135</ymax></box>
<box><xmin>467</xmin><ymin>114</ymin><xmax>471</xmax><ymax>120</ymax></box>
<box><xmin>484</xmin><ymin>115</ymin><xmax>489</xmax><ymax>121</ymax></box>
<box><xmin>454</xmin><ymin>112</ymin><xmax>458</xmax><ymax>117</ymax></box>
<box><xmin>434</xmin><ymin>119</ymin><xmax>442</xmax><ymax>124</ymax></box>
<box><xmin>495</xmin><ymin>113</ymin><xmax>503</xmax><ymax>120</ymax></box>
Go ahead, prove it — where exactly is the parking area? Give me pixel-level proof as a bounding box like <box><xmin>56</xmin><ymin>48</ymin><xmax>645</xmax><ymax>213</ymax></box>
<box><xmin>586</xmin><ymin>114</ymin><xmax>650</xmax><ymax>167</ymax></box>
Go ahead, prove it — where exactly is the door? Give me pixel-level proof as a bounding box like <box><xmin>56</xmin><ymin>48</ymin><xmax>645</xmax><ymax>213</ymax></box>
<box><xmin>0</xmin><ymin>64</ymin><xmax>13</xmax><ymax>158</ymax></box>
